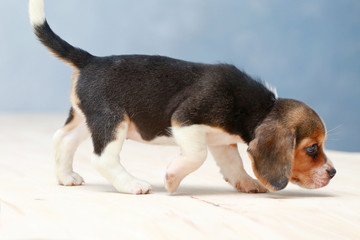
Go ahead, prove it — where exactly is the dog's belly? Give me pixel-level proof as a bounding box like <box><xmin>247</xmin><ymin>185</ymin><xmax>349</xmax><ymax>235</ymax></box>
<box><xmin>126</xmin><ymin>123</ymin><xmax>244</xmax><ymax>146</ymax></box>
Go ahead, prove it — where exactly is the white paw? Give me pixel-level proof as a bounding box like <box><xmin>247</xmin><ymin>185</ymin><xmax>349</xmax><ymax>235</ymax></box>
<box><xmin>57</xmin><ymin>172</ymin><xmax>84</xmax><ymax>186</ymax></box>
<box><xmin>115</xmin><ymin>178</ymin><xmax>152</xmax><ymax>195</ymax></box>
<box><xmin>229</xmin><ymin>176</ymin><xmax>268</xmax><ymax>193</ymax></box>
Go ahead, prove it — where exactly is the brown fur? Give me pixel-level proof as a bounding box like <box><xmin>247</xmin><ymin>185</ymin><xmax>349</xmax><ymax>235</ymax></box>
<box><xmin>247</xmin><ymin>99</ymin><xmax>335</xmax><ymax>191</ymax></box>
<box><xmin>62</xmin><ymin>109</ymin><xmax>82</xmax><ymax>132</ymax></box>
<box><xmin>70</xmin><ymin>70</ymin><xmax>81</xmax><ymax>111</ymax></box>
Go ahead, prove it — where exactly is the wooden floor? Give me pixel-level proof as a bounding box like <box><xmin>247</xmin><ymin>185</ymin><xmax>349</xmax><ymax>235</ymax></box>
<box><xmin>0</xmin><ymin>114</ymin><xmax>359</xmax><ymax>240</ymax></box>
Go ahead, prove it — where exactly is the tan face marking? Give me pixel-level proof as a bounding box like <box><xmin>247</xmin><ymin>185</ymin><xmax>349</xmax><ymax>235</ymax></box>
<box><xmin>290</xmin><ymin>130</ymin><xmax>334</xmax><ymax>189</ymax></box>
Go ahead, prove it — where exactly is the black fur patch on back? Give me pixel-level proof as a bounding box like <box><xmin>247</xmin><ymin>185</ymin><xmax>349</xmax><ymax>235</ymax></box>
<box><xmin>76</xmin><ymin>55</ymin><xmax>276</xmax><ymax>153</ymax></box>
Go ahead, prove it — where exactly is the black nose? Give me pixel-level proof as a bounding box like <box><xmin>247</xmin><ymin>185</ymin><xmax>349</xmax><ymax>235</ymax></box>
<box><xmin>327</xmin><ymin>168</ymin><xmax>336</xmax><ymax>179</ymax></box>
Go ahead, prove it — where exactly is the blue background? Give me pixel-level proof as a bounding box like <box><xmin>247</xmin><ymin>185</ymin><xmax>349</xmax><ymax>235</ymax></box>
<box><xmin>1</xmin><ymin>0</ymin><xmax>359</xmax><ymax>151</ymax></box>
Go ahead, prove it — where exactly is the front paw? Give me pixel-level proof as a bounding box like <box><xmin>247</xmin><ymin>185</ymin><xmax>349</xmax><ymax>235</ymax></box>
<box><xmin>57</xmin><ymin>171</ymin><xmax>84</xmax><ymax>186</ymax></box>
<box><xmin>232</xmin><ymin>176</ymin><xmax>268</xmax><ymax>193</ymax></box>
<box><xmin>164</xmin><ymin>173</ymin><xmax>182</xmax><ymax>193</ymax></box>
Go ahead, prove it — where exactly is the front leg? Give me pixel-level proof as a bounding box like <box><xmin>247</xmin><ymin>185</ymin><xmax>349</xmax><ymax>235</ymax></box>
<box><xmin>209</xmin><ymin>144</ymin><xmax>268</xmax><ymax>193</ymax></box>
<box><xmin>165</xmin><ymin>125</ymin><xmax>208</xmax><ymax>193</ymax></box>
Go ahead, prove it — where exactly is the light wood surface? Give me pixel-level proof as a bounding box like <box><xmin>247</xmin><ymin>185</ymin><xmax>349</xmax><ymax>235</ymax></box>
<box><xmin>0</xmin><ymin>114</ymin><xmax>359</xmax><ymax>240</ymax></box>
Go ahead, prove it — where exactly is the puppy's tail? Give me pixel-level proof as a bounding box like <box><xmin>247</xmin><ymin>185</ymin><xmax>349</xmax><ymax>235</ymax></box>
<box><xmin>29</xmin><ymin>0</ymin><xmax>93</xmax><ymax>69</ymax></box>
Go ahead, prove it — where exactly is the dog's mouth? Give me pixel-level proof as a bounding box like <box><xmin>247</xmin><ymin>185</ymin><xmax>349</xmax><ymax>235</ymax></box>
<box><xmin>291</xmin><ymin>175</ymin><xmax>330</xmax><ymax>189</ymax></box>
<box><xmin>290</xmin><ymin>176</ymin><xmax>305</xmax><ymax>187</ymax></box>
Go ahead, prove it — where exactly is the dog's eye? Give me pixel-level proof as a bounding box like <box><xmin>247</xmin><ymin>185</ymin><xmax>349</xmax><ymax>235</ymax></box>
<box><xmin>306</xmin><ymin>144</ymin><xmax>319</xmax><ymax>158</ymax></box>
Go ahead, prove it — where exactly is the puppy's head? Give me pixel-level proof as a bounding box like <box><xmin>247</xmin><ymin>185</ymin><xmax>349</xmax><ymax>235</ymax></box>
<box><xmin>247</xmin><ymin>99</ymin><xmax>336</xmax><ymax>191</ymax></box>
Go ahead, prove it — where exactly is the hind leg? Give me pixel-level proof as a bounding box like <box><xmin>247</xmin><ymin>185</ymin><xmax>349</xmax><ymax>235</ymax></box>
<box><xmin>90</xmin><ymin>117</ymin><xmax>151</xmax><ymax>194</ymax></box>
<box><xmin>53</xmin><ymin>109</ymin><xmax>90</xmax><ymax>186</ymax></box>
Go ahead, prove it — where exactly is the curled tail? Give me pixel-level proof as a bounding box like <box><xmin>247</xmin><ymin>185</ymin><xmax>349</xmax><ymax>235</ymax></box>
<box><xmin>29</xmin><ymin>0</ymin><xmax>93</xmax><ymax>69</ymax></box>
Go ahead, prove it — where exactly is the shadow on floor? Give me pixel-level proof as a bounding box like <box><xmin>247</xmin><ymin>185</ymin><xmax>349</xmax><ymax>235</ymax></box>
<box><xmin>81</xmin><ymin>183</ymin><xmax>336</xmax><ymax>198</ymax></box>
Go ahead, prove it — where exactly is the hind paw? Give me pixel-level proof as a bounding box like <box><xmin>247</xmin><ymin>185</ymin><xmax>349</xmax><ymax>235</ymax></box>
<box><xmin>57</xmin><ymin>172</ymin><xmax>84</xmax><ymax>186</ymax></box>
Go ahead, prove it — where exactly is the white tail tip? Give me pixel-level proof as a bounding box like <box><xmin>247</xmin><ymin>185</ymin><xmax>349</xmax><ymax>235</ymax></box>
<box><xmin>29</xmin><ymin>0</ymin><xmax>45</xmax><ymax>26</ymax></box>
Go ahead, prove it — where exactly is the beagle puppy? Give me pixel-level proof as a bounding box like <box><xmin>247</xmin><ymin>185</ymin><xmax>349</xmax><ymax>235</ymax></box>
<box><xmin>29</xmin><ymin>0</ymin><xmax>336</xmax><ymax>194</ymax></box>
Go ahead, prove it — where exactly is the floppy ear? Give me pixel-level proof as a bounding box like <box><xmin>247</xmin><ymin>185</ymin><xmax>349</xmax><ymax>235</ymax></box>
<box><xmin>247</xmin><ymin>119</ymin><xmax>295</xmax><ymax>191</ymax></box>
